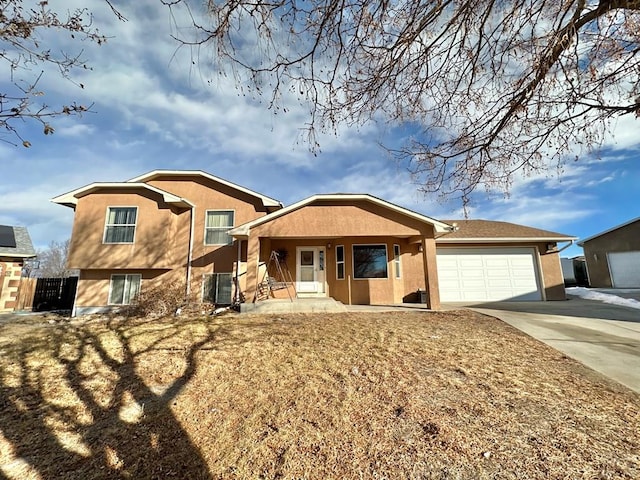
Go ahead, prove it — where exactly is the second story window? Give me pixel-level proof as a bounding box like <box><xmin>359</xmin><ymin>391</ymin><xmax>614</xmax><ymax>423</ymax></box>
<box><xmin>205</xmin><ymin>210</ymin><xmax>234</xmax><ymax>245</ymax></box>
<box><xmin>104</xmin><ymin>207</ymin><xmax>137</xmax><ymax>244</ymax></box>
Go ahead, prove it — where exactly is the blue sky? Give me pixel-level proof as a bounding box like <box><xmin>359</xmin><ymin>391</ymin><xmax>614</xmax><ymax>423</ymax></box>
<box><xmin>1</xmin><ymin>1</ymin><xmax>638</xmax><ymax>258</ymax></box>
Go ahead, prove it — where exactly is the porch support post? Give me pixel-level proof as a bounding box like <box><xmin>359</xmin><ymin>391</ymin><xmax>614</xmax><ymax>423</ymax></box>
<box><xmin>421</xmin><ymin>235</ymin><xmax>440</xmax><ymax>310</ymax></box>
<box><xmin>245</xmin><ymin>234</ymin><xmax>260</xmax><ymax>303</ymax></box>
<box><xmin>234</xmin><ymin>239</ymin><xmax>242</xmax><ymax>304</ymax></box>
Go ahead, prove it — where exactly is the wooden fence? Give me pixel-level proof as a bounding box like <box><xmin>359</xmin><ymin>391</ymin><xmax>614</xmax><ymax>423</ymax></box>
<box><xmin>15</xmin><ymin>277</ymin><xmax>78</xmax><ymax>312</ymax></box>
<box><xmin>15</xmin><ymin>277</ymin><xmax>36</xmax><ymax>310</ymax></box>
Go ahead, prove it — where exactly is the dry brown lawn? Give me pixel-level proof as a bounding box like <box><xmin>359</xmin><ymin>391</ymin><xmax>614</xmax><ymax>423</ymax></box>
<box><xmin>0</xmin><ymin>310</ymin><xmax>638</xmax><ymax>479</ymax></box>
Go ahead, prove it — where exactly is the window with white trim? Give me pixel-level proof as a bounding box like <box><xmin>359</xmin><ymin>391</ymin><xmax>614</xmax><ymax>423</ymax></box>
<box><xmin>394</xmin><ymin>244</ymin><xmax>401</xmax><ymax>279</ymax></box>
<box><xmin>336</xmin><ymin>245</ymin><xmax>345</xmax><ymax>280</ymax></box>
<box><xmin>104</xmin><ymin>207</ymin><xmax>137</xmax><ymax>243</ymax></box>
<box><xmin>205</xmin><ymin>210</ymin><xmax>234</xmax><ymax>245</ymax></box>
<box><xmin>203</xmin><ymin>273</ymin><xmax>233</xmax><ymax>304</ymax></box>
<box><xmin>353</xmin><ymin>244</ymin><xmax>388</xmax><ymax>279</ymax></box>
<box><xmin>109</xmin><ymin>274</ymin><xmax>141</xmax><ymax>305</ymax></box>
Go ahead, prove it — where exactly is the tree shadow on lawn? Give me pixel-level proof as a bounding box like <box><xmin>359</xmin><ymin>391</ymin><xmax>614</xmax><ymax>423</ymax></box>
<box><xmin>0</xmin><ymin>315</ymin><xmax>235</xmax><ymax>479</ymax></box>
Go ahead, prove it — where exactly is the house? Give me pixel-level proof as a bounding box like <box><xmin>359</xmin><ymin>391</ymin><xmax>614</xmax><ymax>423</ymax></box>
<box><xmin>0</xmin><ymin>225</ymin><xmax>36</xmax><ymax>312</ymax></box>
<box><xmin>51</xmin><ymin>171</ymin><xmax>281</xmax><ymax>316</ymax></box>
<box><xmin>561</xmin><ymin>256</ymin><xmax>589</xmax><ymax>287</ymax></box>
<box><xmin>52</xmin><ymin>170</ymin><xmax>574</xmax><ymax>315</ymax></box>
<box><xmin>578</xmin><ymin>217</ymin><xmax>640</xmax><ymax>288</ymax></box>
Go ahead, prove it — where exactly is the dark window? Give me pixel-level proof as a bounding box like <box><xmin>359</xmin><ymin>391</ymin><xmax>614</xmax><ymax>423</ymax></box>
<box><xmin>203</xmin><ymin>273</ymin><xmax>233</xmax><ymax>304</ymax></box>
<box><xmin>0</xmin><ymin>226</ymin><xmax>16</xmax><ymax>248</ymax></box>
<box><xmin>353</xmin><ymin>245</ymin><xmax>388</xmax><ymax>279</ymax></box>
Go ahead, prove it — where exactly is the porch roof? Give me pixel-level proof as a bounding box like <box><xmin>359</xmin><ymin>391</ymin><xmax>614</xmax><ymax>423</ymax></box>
<box><xmin>229</xmin><ymin>194</ymin><xmax>455</xmax><ymax>237</ymax></box>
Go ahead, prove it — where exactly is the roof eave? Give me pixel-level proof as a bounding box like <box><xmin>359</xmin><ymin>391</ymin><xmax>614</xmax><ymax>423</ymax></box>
<box><xmin>437</xmin><ymin>237</ymin><xmax>577</xmax><ymax>243</ymax></box>
<box><xmin>50</xmin><ymin>183</ymin><xmax>193</xmax><ymax>209</ymax></box>
<box><xmin>229</xmin><ymin>225</ymin><xmax>250</xmax><ymax>238</ymax></box>
<box><xmin>0</xmin><ymin>252</ymin><xmax>37</xmax><ymax>258</ymax></box>
<box><xmin>577</xmin><ymin>216</ymin><xmax>640</xmax><ymax>245</ymax></box>
<box><xmin>231</xmin><ymin>194</ymin><xmax>454</xmax><ymax>233</ymax></box>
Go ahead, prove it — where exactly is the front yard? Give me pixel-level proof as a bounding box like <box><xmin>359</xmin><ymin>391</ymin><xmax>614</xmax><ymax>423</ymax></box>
<box><xmin>0</xmin><ymin>310</ymin><xmax>638</xmax><ymax>479</ymax></box>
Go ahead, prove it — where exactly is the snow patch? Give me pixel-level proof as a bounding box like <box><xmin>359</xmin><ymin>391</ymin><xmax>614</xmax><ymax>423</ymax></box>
<box><xmin>567</xmin><ymin>287</ymin><xmax>640</xmax><ymax>311</ymax></box>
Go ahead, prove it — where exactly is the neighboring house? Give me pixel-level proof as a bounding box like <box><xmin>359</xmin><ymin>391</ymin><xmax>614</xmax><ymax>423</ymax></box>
<box><xmin>561</xmin><ymin>256</ymin><xmax>589</xmax><ymax>287</ymax></box>
<box><xmin>52</xmin><ymin>170</ymin><xmax>574</xmax><ymax>315</ymax></box>
<box><xmin>578</xmin><ymin>218</ymin><xmax>640</xmax><ymax>288</ymax></box>
<box><xmin>0</xmin><ymin>225</ymin><xmax>36</xmax><ymax>312</ymax></box>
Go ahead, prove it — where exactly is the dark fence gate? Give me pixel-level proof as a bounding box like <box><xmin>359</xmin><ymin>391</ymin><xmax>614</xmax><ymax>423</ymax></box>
<box><xmin>33</xmin><ymin>277</ymin><xmax>78</xmax><ymax>312</ymax></box>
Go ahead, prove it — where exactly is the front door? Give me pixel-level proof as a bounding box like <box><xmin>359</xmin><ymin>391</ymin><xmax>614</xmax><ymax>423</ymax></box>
<box><xmin>296</xmin><ymin>247</ymin><xmax>326</xmax><ymax>295</ymax></box>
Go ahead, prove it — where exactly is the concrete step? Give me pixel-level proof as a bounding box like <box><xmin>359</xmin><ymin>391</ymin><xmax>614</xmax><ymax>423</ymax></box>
<box><xmin>240</xmin><ymin>297</ymin><xmax>347</xmax><ymax>314</ymax></box>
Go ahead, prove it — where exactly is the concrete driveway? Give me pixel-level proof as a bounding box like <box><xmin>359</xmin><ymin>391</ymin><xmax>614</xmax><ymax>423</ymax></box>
<box><xmin>450</xmin><ymin>297</ymin><xmax>640</xmax><ymax>393</ymax></box>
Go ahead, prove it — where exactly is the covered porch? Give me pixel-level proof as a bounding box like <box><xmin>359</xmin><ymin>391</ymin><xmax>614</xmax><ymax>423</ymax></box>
<box><xmin>229</xmin><ymin>195</ymin><xmax>455</xmax><ymax>310</ymax></box>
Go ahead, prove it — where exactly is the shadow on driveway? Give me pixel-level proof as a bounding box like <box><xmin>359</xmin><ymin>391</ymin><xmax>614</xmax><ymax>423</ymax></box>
<box><xmin>444</xmin><ymin>296</ymin><xmax>640</xmax><ymax>323</ymax></box>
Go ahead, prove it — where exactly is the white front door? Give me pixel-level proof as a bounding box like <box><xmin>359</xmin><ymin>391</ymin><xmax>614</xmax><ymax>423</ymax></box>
<box><xmin>296</xmin><ymin>247</ymin><xmax>326</xmax><ymax>294</ymax></box>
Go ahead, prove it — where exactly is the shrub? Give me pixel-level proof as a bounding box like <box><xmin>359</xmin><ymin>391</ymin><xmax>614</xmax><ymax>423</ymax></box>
<box><xmin>123</xmin><ymin>281</ymin><xmax>191</xmax><ymax>318</ymax></box>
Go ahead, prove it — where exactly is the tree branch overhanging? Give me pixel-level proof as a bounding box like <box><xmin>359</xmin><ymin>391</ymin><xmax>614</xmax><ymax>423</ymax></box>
<box><xmin>168</xmin><ymin>0</ymin><xmax>640</xmax><ymax>205</ymax></box>
<box><xmin>0</xmin><ymin>0</ymin><xmax>124</xmax><ymax>146</ymax></box>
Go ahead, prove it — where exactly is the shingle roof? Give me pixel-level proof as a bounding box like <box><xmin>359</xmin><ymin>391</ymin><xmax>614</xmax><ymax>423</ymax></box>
<box><xmin>437</xmin><ymin>220</ymin><xmax>575</xmax><ymax>242</ymax></box>
<box><xmin>0</xmin><ymin>226</ymin><xmax>37</xmax><ymax>258</ymax></box>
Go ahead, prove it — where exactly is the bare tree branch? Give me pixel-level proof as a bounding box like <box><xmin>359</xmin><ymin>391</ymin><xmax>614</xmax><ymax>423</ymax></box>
<box><xmin>0</xmin><ymin>0</ymin><xmax>124</xmax><ymax>146</ymax></box>
<box><xmin>166</xmin><ymin>0</ymin><xmax>640</xmax><ymax>205</ymax></box>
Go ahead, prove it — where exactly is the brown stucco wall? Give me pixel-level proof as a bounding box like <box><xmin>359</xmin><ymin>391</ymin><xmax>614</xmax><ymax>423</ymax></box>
<box><xmin>68</xmin><ymin>177</ymin><xmax>269</xmax><ymax>311</ymax></box>
<box><xmin>244</xmin><ymin>200</ymin><xmax>438</xmax><ymax>306</ymax></box>
<box><xmin>264</xmin><ymin>237</ymin><xmax>424</xmax><ymax>305</ymax></box>
<box><xmin>582</xmin><ymin>221</ymin><xmax>640</xmax><ymax>287</ymax></box>
<box><xmin>74</xmin><ymin>268</ymin><xmax>183</xmax><ymax>311</ymax></box>
<box><xmin>67</xmin><ymin>189</ymin><xmax>190</xmax><ymax>270</ymax></box>
<box><xmin>252</xmin><ymin>201</ymin><xmax>431</xmax><ymax>238</ymax></box>
<box><xmin>146</xmin><ymin>176</ymin><xmax>269</xmax><ymax>264</ymax></box>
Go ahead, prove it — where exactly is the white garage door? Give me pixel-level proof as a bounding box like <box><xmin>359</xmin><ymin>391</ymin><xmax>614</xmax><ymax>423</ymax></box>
<box><xmin>608</xmin><ymin>251</ymin><xmax>640</xmax><ymax>288</ymax></box>
<box><xmin>437</xmin><ymin>247</ymin><xmax>542</xmax><ymax>302</ymax></box>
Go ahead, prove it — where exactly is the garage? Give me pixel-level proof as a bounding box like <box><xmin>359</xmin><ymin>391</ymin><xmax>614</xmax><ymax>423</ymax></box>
<box><xmin>607</xmin><ymin>251</ymin><xmax>640</xmax><ymax>288</ymax></box>
<box><xmin>436</xmin><ymin>247</ymin><xmax>542</xmax><ymax>302</ymax></box>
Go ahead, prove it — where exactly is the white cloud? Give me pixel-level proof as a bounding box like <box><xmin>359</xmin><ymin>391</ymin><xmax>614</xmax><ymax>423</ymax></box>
<box><xmin>2</xmin><ymin>0</ymin><xmax>639</xmax><ymax>253</ymax></box>
<box><xmin>56</xmin><ymin>123</ymin><xmax>96</xmax><ymax>137</ymax></box>
<box><xmin>478</xmin><ymin>193</ymin><xmax>596</xmax><ymax>231</ymax></box>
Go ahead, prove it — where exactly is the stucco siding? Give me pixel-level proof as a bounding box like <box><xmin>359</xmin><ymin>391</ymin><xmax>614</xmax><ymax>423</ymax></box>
<box><xmin>146</xmin><ymin>177</ymin><xmax>269</xmax><ymax>269</ymax></box>
<box><xmin>251</xmin><ymin>202</ymin><xmax>431</xmax><ymax>238</ymax></box>
<box><xmin>582</xmin><ymin>221</ymin><xmax>640</xmax><ymax>287</ymax></box>
<box><xmin>67</xmin><ymin>189</ymin><xmax>189</xmax><ymax>270</ymax></box>
<box><xmin>262</xmin><ymin>237</ymin><xmax>427</xmax><ymax>305</ymax></box>
<box><xmin>74</xmin><ymin>269</ymin><xmax>183</xmax><ymax>312</ymax></box>
<box><xmin>66</xmin><ymin>178</ymin><xmax>269</xmax><ymax>312</ymax></box>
